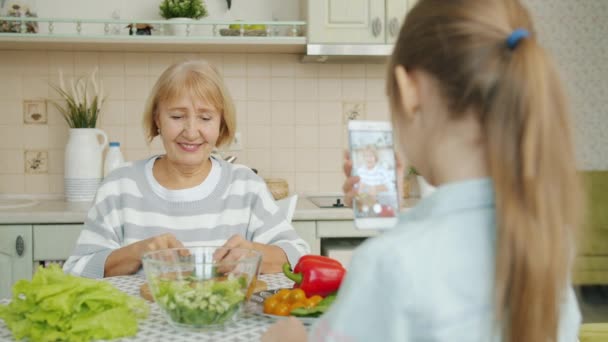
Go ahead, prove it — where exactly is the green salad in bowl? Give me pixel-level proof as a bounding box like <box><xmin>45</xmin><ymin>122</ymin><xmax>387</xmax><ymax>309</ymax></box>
<box><xmin>142</xmin><ymin>246</ymin><xmax>262</xmax><ymax>331</ymax></box>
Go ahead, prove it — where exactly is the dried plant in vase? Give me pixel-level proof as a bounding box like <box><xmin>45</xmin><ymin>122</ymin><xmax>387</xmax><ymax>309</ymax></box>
<box><xmin>49</xmin><ymin>68</ymin><xmax>105</xmax><ymax>128</ymax></box>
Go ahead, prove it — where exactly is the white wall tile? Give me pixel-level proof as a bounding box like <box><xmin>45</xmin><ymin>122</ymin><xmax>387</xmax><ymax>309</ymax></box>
<box><xmin>224</xmin><ymin>77</ymin><xmax>247</xmax><ymax>101</ymax></box>
<box><xmin>25</xmin><ymin>175</ymin><xmax>49</xmax><ymax>194</ymax></box>
<box><xmin>366</xmin><ymin>101</ymin><xmax>390</xmax><ymax>121</ymax></box>
<box><xmin>22</xmin><ymin>76</ymin><xmax>49</xmax><ymax>99</ymax></box>
<box><xmin>270</xmin><ymin>125</ymin><xmax>295</xmax><ymax>149</ymax></box>
<box><xmin>0</xmin><ymin>76</ymin><xmax>22</xmax><ymax>100</ymax></box>
<box><xmin>295</xmin><ymin>78</ymin><xmax>318</xmax><ymax>101</ymax></box>
<box><xmin>295</xmin><ymin>126</ymin><xmax>319</xmax><ymax>148</ymax></box>
<box><xmin>271</xmin><ymin>55</ymin><xmax>297</xmax><ymax>77</ymax></box>
<box><xmin>246</xmin><ymin>55</ymin><xmax>271</xmax><ymax>77</ymax></box>
<box><xmin>101</xmin><ymin>52</ymin><xmax>126</xmax><ymax>76</ymax></box>
<box><xmin>74</xmin><ymin>52</ymin><xmax>99</xmax><ymax>76</ymax></box>
<box><xmin>319</xmin><ymin>172</ymin><xmax>344</xmax><ymax>193</ymax></box>
<box><xmin>22</xmin><ymin>52</ymin><xmax>49</xmax><ymax>76</ymax></box>
<box><xmin>365</xmin><ymin>63</ymin><xmax>387</xmax><ymax>78</ymax></box>
<box><xmin>48</xmin><ymin>175</ymin><xmax>64</xmax><ymax>194</ymax></box>
<box><xmin>270</xmin><ymin>149</ymin><xmax>295</xmax><ymax>173</ymax></box>
<box><xmin>318</xmin><ymin>64</ymin><xmax>341</xmax><ymax>78</ymax></box>
<box><xmin>318</xmin><ymin>79</ymin><xmax>342</xmax><ymax>100</ymax></box>
<box><xmin>199</xmin><ymin>54</ymin><xmax>223</xmax><ymax>69</ymax></box>
<box><xmin>234</xmin><ymin>100</ymin><xmax>247</xmax><ymax>129</ymax></box>
<box><xmin>105</xmin><ymin>126</ymin><xmax>128</xmax><ymax>146</ymax></box>
<box><xmin>23</xmin><ymin>126</ymin><xmax>49</xmax><ymax>149</ymax></box>
<box><xmin>125</xmin><ymin>76</ymin><xmax>150</xmax><ymax>101</ymax></box>
<box><xmin>319</xmin><ymin>125</ymin><xmax>343</xmax><ymax>148</ymax></box>
<box><xmin>319</xmin><ymin>148</ymin><xmax>343</xmax><ymax>172</ymax></box>
<box><xmin>99</xmin><ymin>100</ymin><xmax>125</xmax><ymax>126</ymax></box>
<box><xmin>123</xmin><ymin>149</ymin><xmax>150</xmax><ymax>161</ymax></box>
<box><xmin>319</xmin><ymin>102</ymin><xmax>342</xmax><ymax>125</ymax></box>
<box><xmin>366</xmin><ymin>78</ymin><xmax>386</xmax><ymax>101</ymax></box>
<box><xmin>342</xmin><ymin>64</ymin><xmax>365</xmax><ymax>78</ymax></box>
<box><xmin>294</xmin><ymin>148</ymin><xmax>320</xmax><ymax>173</ymax></box>
<box><xmin>148</xmin><ymin>53</ymin><xmax>174</xmax><ymax>77</ymax></box>
<box><xmin>271</xmin><ymin>102</ymin><xmax>295</xmax><ymax>125</ymax></box>
<box><xmin>341</xmin><ymin>78</ymin><xmax>365</xmax><ymax>101</ymax></box>
<box><xmin>47</xmin><ymin>149</ymin><xmax>64</xmax><ymax>174</ymax></box>
<box><xmin>247</xmin><ymin>78</ymin><xmax>271</xmax><ymax>100</ymax></box>
<box><xmin>295</xmin><ymin>101</ymin><xmax>319</xmax><ymax>125</ymax></box>
<box><xmin>0</xmin><ymin>101</ymin><xmax>21</xmax><ymax>125</ymax></box>
<box><xmin>0</xmin><ymin>174</ymin><xmax>24</xmax><ymax>193</ymax></box>
<box><xmin>124</xmin><ymin>53</ymin><xmax>148</xmax><ymax>76</ymax></box>
<box><xmin>295</xmin><ymin>172</ymin><xmax>320</xmax><ymax>194</ymax></box>
<box><xmin>247</xmin><ymin>149</ymin><xmax>271</xmax><ymax>176</ymax></box>
<box><xmin>295</xmin><ymin>63</ymin><xmax>319</xmax><ymax>78</ymax></box>
<box><xmin>246</xmin><ymin>101</ymin><xmax>271</xmax><ymax>125</ymax></box>
<box><xmin>223</xmin><ymin>54</ymin><xmax>247</xmax><ymax>77</ymax></box>
<box><xmin>246</xmin><ymin>125</ymin><xmax>271</xmax><ymax>149</ymax></box>
<box><xmin>48</xmin><ymin>52</ymin><xmax>74</xmax><ymax>77</ymax></box>
<box><xmin>0</xmin><ymin>51</ymin><xmax>23</xmax><ymax>76</ymax></box>
<box><xmin>47</xmin><ymin>125</ymin><xmax>69</xmax><ymax>149</ymax></box>
<box><xmin>0</xmin><ymin>150</ymin><xmax>23</xmax><ymax>174</ymax></box>
<box><xmin>101</xmin><ymin>76</ymin><xmax>125</xmax><ymax>101</ymax></box>
<box><xmin>124</xmin><ymin>100</ymin><xmax>144</xmax><ymax>124</ymax></box>
<box><xmin>271</xmin><ymin>78</ymin><xmax>295</xmax><ymax>101</ymax></box>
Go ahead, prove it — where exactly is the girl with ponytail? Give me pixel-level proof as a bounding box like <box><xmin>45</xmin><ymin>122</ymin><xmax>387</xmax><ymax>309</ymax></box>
<box><xmin>263</xmin><ymin>0</ymin><xmax>582</xmax><ymax>341</ymax></box>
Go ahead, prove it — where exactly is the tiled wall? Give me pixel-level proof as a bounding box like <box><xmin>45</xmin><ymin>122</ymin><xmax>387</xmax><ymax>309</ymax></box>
<box><xmin>0</xmin><ymin>0</ymin><xmax>606</xmax><ymax>196</ymax></box>
<box><xmin>0</xmin><ymin>51</ymin><xmax>390</xmax><ymax>195</ymax></box>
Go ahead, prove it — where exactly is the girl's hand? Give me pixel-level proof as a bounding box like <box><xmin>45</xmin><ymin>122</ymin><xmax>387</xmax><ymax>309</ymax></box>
<box><xmin>262</xmin><ymin>316</ymin><xmax>307</xmax><ymax>342</ymax></box>
<box><xmin>342</xmin><ymin>150</ymin><xmax>360</xmax><ymax>207</ymax></box>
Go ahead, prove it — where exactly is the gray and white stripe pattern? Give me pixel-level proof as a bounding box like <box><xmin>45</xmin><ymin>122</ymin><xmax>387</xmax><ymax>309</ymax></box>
<box><xmin>63</xmin><ymin>156</ymin><xmax>310</xmax><ymax>278</ymax></box>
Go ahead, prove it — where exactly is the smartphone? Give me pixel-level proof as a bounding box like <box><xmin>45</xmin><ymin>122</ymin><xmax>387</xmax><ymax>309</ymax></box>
<box><xmin>348</xmin><ymin>120</ymin><xmax>399</xmax><ymax>230</ymax></box>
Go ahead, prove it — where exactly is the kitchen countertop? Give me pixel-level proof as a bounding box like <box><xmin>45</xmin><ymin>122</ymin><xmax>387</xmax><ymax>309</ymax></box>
<box><xmin>0</xmin><ymin>195</ymin><xmax>419</xmax><ymax>225</ymax></box>
<box><xmin>0</xmin><ymin>195</ymin><xmax>354</xmax><ymax>224</ymax></box>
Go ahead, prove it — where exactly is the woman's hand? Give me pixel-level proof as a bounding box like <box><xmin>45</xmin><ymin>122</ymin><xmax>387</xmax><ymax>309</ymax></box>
<box><xmin>262</xmin><ymin>316</ymin><xmax>307</xmax><ymax>342</ymax></box>
<box><xmin>342</xmin><ymin>151</ymin><xmax>360</xmax><ymax>207</ymax></box>
<box><xmin>217</xmin><ymin>234</ymin><xmax>288</xmax><ymax>274</ymax></box>
<box><xmin>104</xmin><ymin>233</ymin><xmax>185</xmax><ymax>277</ymax></box>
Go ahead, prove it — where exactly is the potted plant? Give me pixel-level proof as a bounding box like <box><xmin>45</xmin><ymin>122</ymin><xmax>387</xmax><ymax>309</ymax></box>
<box><xmin>49</xmin><ymin>68</ymin><xmax>109</xmax><ymax>202</ymax></box>
<box><xmin>159</xmin><ymin>0</ymin><xmax>208</xmax><ymax>36</ymax></box>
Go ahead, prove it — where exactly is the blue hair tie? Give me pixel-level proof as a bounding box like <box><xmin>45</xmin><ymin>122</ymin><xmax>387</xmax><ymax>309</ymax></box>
<box><xmin>506</xmin><ymin>28</ymin><xmax>529</xmax><ymax>50</ymax></box>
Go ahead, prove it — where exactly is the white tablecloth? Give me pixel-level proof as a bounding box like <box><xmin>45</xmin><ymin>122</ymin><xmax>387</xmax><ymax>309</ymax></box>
<box><xmin>0</xmin><ymin>273</ymin><xmax>296</xmax><ymax>341</ymax></box>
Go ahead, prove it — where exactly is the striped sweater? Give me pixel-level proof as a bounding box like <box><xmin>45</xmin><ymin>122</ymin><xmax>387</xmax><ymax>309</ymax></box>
<box><xmin>63</xmin><ymin>156</ymin><xmax>310</xmax><ymax>278</ymax></box>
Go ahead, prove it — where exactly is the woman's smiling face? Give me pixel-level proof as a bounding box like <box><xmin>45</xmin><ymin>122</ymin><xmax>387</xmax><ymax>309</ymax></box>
<box><xmin>155</xmin><ymin>92</ymin><xmax>221</xmax><ymax>168</ymax></box>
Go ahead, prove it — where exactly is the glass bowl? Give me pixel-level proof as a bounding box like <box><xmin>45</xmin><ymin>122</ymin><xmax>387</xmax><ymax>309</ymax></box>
<box><xmin>142</xmin><ymin>246</ymin><xmax>262</xmax><ymax>332</ymax></box>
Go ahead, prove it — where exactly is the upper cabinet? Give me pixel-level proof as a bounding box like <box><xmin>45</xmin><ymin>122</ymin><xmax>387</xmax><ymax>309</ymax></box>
<box><xmin>307</xmin><ymin>0</ymin><xmax>417</xmax><ymax>44</ymax></box>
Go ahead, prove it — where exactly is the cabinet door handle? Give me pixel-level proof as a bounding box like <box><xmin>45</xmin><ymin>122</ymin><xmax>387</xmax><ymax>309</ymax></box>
<box><xmin>15</xmin><ymin>235</ymin><xmax>24</xmax><ymax>257</ymax></box>
<box><xmin>372</xmin><ymin>17</ymin><xmax>382</xmax><ymax>37</ymax></box>
<box><xmin>389</xmin><ymin>17</ymin><xmax>400</xmax><ymax>38</ymax></box>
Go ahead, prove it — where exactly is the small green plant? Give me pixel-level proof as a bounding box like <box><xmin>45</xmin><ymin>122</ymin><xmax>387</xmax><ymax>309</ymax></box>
<box><xmin>159</xmin><ymin>0</ymin><xmax>208</xmax><ymax>20</ymax></box>
<box><xmin>408</xmin><ymin>167</ymin><xmax>419</xmax><ymax>176</ymax></box>
<box><xmin>49</xmin><ymin>68</ymin><xmax>104</xmax><ymax>128</ymax></box>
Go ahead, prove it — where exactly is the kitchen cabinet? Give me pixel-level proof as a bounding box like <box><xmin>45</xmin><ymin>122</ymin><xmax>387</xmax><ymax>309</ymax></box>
<box><xmin>0</xmin><ymin>224</ymin><xmax>82</xmax><ymax>299</ymax></box>
<box><xmin>573</xmin><ymin>171</ymin><xmax>608</xmax><ymax>285</ymax></box>
<box><xmin>0</xmin><ymin>225</ymin><xmax>33</xmax><ymax>299</ymax></box>
<box><xmin>307</xmin><ymin>0</ymin><xmax>416</xmax><ymax>44</ymax></box>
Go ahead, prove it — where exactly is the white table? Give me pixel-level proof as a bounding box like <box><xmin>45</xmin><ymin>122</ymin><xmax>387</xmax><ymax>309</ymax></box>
<box><xmin>0</xmin><ymin>273</ymin><xmax>297</xmax><ymax>341</ymax></box>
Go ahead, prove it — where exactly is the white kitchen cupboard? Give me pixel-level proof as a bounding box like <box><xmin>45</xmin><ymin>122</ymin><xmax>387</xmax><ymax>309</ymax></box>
<box><xmin>0</xmin><ymin>225</ymin><xmax>33</xmax><ymax>299</ymax></box>
<box><xmin>0</xmin><ymin>224</ymin><xmax>83</xmax><ymax>299</ymax></box>
<box><xmin>307</xmin><ymin>0</ymin><xmax>417</xmax><ymax>44</ymax></box>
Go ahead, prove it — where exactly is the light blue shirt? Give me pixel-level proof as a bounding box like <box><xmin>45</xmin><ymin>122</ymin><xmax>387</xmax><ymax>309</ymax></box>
<box><xmin>309</xmin><ymin>178</ymin><xmax>580</xmax><ymax>342</ymax></box>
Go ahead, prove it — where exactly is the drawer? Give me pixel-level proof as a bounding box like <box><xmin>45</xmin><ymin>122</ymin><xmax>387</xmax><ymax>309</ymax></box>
<box><xmin>33</xmin><ymin>224</ymin><xmax>83</xmax><ymax>261</ymax></box>
<box><xmin>316</xmin><ymin>220</ymin><xmax>379</xmax><ymax>238</ymax></box>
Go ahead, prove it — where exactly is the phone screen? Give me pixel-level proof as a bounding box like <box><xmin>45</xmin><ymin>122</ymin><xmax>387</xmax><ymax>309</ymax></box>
<box><xmin>349</xmin><ymin>126</ymin><xmax>399</xmax><ymax>223</ymax></box>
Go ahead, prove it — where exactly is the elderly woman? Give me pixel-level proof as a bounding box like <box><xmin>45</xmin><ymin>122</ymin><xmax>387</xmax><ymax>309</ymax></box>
<box><xmin>64</xmin><ymin>60</ymin><xmax>310</xmax><ymax>278</ymax></box>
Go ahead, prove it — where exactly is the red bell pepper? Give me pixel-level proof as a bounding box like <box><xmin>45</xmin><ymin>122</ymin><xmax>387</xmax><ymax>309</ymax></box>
<box><xmin>282</xmin><ymin>255</ymin><xmax>346</xmax><ymax>298</ymax></box>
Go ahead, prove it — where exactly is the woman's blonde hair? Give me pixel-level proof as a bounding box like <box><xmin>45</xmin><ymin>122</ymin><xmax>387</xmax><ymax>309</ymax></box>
<box><xmin>142</xmin><ymin>59</ymin><xmax>236</xmax><ymax>147</ymax></box>
<box><xmin>388</xmin><ymin>0</ymin><xmax>582</xmax><ymax>341</ymax></box>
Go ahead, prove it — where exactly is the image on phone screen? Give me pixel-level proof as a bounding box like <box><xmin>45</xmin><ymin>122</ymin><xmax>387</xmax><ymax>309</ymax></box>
<box><xmin>349</xmin><ymin>122</ymin><xmax>399</xmax><ymax>228</ymax></box>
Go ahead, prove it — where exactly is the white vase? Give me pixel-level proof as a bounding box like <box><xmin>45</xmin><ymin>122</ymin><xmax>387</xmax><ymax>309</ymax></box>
<box><xmin>167</xmin><ymin>18</ymin><xmax>195</xmax><ymax>36</ymax></box>
<box><xmin>64</xmin><ymin>128</ymin><xmax>108</xmax><ymax>202</ymax></box>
